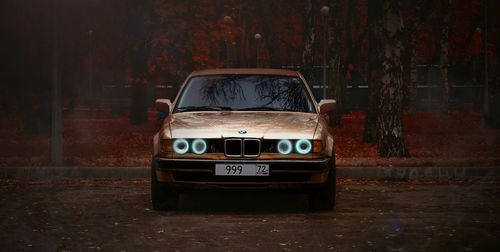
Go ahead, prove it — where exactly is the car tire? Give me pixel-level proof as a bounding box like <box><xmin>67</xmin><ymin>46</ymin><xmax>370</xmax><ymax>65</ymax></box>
<box><xmin>151</xmin><ymin>158</ymin><xmax>179</xmax><ymax>211</ymax></box>
<box><xmin>308</xmin><ymin>166</ymin><xmax>336</xmax><ymax>211</ymax></box>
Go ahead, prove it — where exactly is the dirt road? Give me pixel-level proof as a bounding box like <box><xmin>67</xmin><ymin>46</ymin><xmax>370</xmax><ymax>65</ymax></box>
<box><xmin>1</xmin><ymin>179</ymin><xmax>499</xmax><ymax>251</ymax></box>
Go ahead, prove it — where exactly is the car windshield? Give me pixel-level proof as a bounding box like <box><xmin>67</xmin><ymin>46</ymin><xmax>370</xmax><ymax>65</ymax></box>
<box><xmin>175</xmin><ymin>75</ymin><xmax>316</xmax><ymax>113</ymax></box>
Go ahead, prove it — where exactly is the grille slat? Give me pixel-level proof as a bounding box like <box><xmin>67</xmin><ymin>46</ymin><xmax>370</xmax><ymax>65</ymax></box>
<box><xmin>225</xmin><ymin>139</ymin><xmax>242</xmax><ymax>157</ymax></box>
<box><xmin>243</xmin><ymin>139</ymin><xmax>260</xmax><ymax>157</ymax></box>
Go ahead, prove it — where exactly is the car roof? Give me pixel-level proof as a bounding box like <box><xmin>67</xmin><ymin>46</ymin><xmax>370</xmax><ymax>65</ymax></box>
<box><xmin>189</xmin><ymin>68</ymin><xmax>302</xmax><ymax>77</ymax></box>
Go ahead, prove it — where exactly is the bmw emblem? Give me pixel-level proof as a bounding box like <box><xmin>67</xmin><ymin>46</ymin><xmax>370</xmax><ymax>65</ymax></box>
<box><xmin>238</xmin><ymin>129</ymin><xmax>247</xmax><ymax>134</ymax></box>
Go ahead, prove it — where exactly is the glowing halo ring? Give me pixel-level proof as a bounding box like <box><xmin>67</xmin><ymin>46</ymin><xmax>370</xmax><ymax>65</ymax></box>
<box><xmin>277</xmin><ymin>140</ymin><xmax>293</xmax><ymax>155</ymax></box>
<box><xmin>191</xmin><ymin>139</ymin><xmax>207</xmax><ymax>155</ymax></box>
<box><xmin>173</xmin><ymin>139</ymin><xmax>189</xmax><ymax>154</ymax></box>
<box><xmin>295</xmin><ymin>139</ymin><xmax>312</xmax><ymax>154</ymax></box>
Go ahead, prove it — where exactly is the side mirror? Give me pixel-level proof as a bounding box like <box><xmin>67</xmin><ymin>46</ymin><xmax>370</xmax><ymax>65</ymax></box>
<box><xmin>155</xmin><ymin>99</ymin><xmax>172</xmax><ymax>113</ymax></box>
<box><xmin>318</xmin><ymin>99</ymin><xmax>336</xmax><ymax>114</ymax></box>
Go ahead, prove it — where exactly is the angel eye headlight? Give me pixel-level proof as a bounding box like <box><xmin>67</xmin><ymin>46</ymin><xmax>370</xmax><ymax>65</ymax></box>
<box><xmin>192</xmin><ymin>139</ymin><xmax>207</xmax><ymax>155</ymax></box>
<box><xmin>173</xmin><ymin>139</ymin><xmax>189</xmax><ymax>154</ymax></box>
<box><xmin>295</xmin><ymin>139</ymin><xmax>312</xmax><ymax>154</ymax></box>
<box><xmin>277</xmin><ymin>140</ymin><xmax>293</xmax><ymax>155</ymax></box>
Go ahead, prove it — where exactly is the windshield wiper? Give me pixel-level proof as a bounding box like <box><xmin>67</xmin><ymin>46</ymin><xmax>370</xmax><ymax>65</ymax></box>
<box><xmin>238</xmin><ymin>106</ymin><xmax>286</xmax><ymax>111</ymax></box>
<box><xmin>176</xmin><ymin>106</ymin><xmax>233</xmax><ymax>112</ymax></box>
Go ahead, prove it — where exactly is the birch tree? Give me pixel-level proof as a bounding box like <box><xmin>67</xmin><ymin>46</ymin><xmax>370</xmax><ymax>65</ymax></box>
<box><xmin>376</xmin><ymin>0</ymin><xmax>409</xmax><ymax>156</ymax></box>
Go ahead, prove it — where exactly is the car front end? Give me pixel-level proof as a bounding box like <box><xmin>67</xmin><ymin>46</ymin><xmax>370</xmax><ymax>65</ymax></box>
<box><xmin>151</xmin><ymin>69</ymin><xmax>337</xmax><ymax>211</ymax></box>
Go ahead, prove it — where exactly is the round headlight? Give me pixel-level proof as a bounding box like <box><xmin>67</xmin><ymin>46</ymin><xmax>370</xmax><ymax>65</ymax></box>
<box><xmin>192</xmin><ymin>139</ymin><xmax>207</xmax><ymax>155</ymax></box>
<box><xmin>173</xmin><ymin>139</ymin><xmax>189</xmax><ymax>154</ymax></box>
<box><xmin>277</xmin><ymin>140</ymin><xmax>293</xmax><ymax>155</ymax></box>
<box><xmin>295</xmin><ymin>139</ymin><xmax>312</xmax><ymax>154</ymax></box>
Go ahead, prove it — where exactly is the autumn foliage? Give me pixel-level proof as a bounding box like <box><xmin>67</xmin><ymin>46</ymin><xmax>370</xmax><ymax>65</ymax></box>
<box><xmin>1</xmin><ymin>0</ymin><xmax>499</xmax><ymax>164</ymax></box>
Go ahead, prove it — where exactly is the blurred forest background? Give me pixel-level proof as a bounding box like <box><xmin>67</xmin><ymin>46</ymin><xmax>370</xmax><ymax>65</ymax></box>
<box><xmin>1</xmin><ymin>0</ymin><xmax>499</xmax><ymax>164</ymax></box>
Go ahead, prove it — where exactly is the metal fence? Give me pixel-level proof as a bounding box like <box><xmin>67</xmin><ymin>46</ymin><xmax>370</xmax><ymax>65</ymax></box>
<box><xmin>281</xmin><ymin>64</ymin><xmax>485</xmax><ymax>111</ymax></box>
<box><xmin>96</xmin><ymin>64</ymin><xmax>485</xmax><ymax>112</ymax></box>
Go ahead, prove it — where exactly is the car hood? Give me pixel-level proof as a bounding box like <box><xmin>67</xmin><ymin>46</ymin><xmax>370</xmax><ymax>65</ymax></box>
<box><xmin>167</xmin><ymin>111</ymin><xmax>319</xmax><ymax>139</ymax></box>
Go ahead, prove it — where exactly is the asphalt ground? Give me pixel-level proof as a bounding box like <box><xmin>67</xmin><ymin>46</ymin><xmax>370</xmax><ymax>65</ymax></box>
<box><xmin>0</xmin><ymin>179</ymin><xmax>499</xmax><ymax>251</ymax></box>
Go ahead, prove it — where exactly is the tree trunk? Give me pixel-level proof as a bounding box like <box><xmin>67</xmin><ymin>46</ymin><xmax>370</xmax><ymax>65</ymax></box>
<box><xmin>51</xmin><ymin>0</ymin><xmax>63</xmax><ymax>165</ymax></box>
<box><xmin>404</xmin><ymin>0</ymin><xmax>430</xmax><ymax>115</ymax></box>
<box><xmin>363</xmin><ymin>0</ymin><xmax>383</xmax><ymax>143</ymax></box>
<box><xmin>301</xmin><ymin>0</ymin><xmax>315</xmax><ymax>88</ymax></box>
<box><xmin>376</xmin><ymin>0</ymin><xmax>409</xmax><ymax>157</ymax></box>
<box><xmin>408</xmin><ymin>35</ymin><xmax>418</xmax><ymax>114</ymax></box>
<box><xmin>128</xmin><ymin>3</ymin><xmax>150</xmax><ymax>125</ymax></box>
<box><xmin>439</xmin><ymin>0</ymin><xmax>450</xmax><ymax>114</ymax></box>
<box><xmin>326</xmin><ymin>0</ymin><xmax>343</xmax><ymax>127</ymax></box>
<box><xmin>257</xmin><ymin>0</ymin><xmax>279</xmax><ymax>67</ymax></box>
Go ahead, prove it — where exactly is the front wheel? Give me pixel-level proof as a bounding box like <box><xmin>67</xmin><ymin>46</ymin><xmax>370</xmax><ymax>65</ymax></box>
<box><xmin>151</xmin><ymin>158</ymin><xmax>179</xmax><ymax>211</ymax></box>
<box><xmin>308</xmin><ymin>167</ymin><xmax>336</xmax><ymax>211</ymax></box>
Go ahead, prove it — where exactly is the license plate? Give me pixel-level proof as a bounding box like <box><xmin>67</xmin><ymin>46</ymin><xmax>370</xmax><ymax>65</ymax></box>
<box><xmin>215</xmin><ymin>164</ymin><xmax>269</xmax><ymax>176</ymax></box>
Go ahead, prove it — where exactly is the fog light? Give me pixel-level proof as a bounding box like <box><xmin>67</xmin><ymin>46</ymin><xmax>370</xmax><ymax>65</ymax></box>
<box><xmin>173</xmin><ymin>139</ymin><xmax>189</xmax><ymax>154</ymax></box>
<box><xmin>192</xmin><ymin>139</ymin><xmax>207</xmax><ymax>155</ymax></box>
<box><xmin>295</xmin><ymin>139</ymin><xmax>312</xmax><ymax>154</ymax></box>
<box><xmin>277</xmin><ymin>140</ymin><xmax>292</xmax><ymax>155</ymax></box>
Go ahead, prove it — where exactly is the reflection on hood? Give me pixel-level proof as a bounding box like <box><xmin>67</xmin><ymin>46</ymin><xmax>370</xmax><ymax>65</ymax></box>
<box><xmin>169</xmin><ymin>111</ymin><xmax>319</xmax><ymax>139</ymax></box>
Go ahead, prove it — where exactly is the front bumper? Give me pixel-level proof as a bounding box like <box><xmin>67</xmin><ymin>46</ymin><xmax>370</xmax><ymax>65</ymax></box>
<box><xmin>154</xmin><ymin>157</ymin><xmax>334</xmax><ymax>189</ymax></box>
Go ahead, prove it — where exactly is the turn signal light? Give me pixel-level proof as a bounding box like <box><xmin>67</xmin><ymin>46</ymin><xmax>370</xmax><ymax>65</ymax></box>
<box><xmin>160</xmin><ymin>139</ymin><xmax>173</xmax><ymax>153</ymax></box>
<box><xmin>313</xmin><ymin>140</ymin><xmax>323</xmax><ymax>153</ymax></box>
